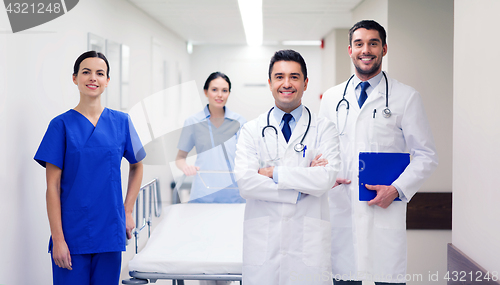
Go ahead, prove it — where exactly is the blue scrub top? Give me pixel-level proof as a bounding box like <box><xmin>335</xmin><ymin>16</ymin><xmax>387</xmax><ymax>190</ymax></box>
<box><xmin>34</xmin><ymin>108</ymin><xmax>146</xmax><ymax>254</ymax></box>
<box><xmin>177</xmin><ymin>105</ymin><xmax>246</xmax><ymax>203</ymax></box>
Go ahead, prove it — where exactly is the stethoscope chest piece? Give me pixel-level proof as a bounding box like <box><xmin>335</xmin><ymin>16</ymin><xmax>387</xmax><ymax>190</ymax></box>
<box><xmin>294</xmin><ymin>143</ymin><xmax>305</xmax><ymax>152</ymax></box>
<box><xmin>263</xmin><ymin>106</ymin><xmax>312</xmax><ymax>158</ymax></box>
<box><xmin>382</xmin><ymin>107</ymin><xmax>391</xmax><ymax>118</ymax></box>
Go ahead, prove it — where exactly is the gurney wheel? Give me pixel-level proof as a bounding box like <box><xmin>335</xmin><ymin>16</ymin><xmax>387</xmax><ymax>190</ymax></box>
<box><xmin>122</xmin><ymin>277</ymin><xmax>149</xmax><ymax>284</ymax></box>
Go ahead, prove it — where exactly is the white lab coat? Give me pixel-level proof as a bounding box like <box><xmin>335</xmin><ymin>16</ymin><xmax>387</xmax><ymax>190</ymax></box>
<box><xmin>319</xmin><ymin>73</ymin><xmax>438</xmax><ymax>283</ymax></box>
<box><xmin>234</xmin><ymin>105</ymin><xmax>341</xmax><ymax>285</ymax></box>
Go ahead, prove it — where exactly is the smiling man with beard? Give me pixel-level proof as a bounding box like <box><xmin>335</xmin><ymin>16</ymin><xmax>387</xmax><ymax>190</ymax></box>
<box><xmin>319</xmin><ymin>20</ymin><xmax>438</xmax><ymax>285</ymax></box>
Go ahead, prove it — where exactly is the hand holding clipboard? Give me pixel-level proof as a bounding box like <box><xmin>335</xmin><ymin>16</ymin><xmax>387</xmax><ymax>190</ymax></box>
<box><xmin>359</xmin><ymin>152</ymin><xmax>410</xmax><ymax>208</ymax></box>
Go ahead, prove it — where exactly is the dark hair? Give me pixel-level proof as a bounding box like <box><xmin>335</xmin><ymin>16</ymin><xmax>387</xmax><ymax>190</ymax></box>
<box><xmin>349</xmin><ymin>20</ymin><xmax>387</xmax><ymax>47</ymax></box>
<box><xmin>268</xmin><ymin>49</ymin><xmax>307</xmax><ymax>81</ymax></box>
<box><xmin>73</xmin><ymin>51</ymin><xmax>110</xmax><ymax>79</ymax></box>
<box><xmin>203</xmin><ymin>72</ymin><xmax>231</xmax><ymax>92</ymax></box>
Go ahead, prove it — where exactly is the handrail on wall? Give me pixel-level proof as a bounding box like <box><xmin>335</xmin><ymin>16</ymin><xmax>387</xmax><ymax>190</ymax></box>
<box><xmin>132</xmin><ymin>178</ymin><xmax>162</xmax><ymax>254</ymax></box>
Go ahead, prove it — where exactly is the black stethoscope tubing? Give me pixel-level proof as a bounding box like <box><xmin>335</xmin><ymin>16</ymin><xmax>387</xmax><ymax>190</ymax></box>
<box><xmin>336</xmin><ymin>71</ymin><xmax>390</xmax><ymax>114</ymax></box>
<box><xmin>262</xmin><ymin>106</ymin><xmax>311</xmax><ymax>152</ymax></box>
<box><xmin>335</xmin><ymin>74</ymin><xmax>355</xmax><ymax>113</ymax></box>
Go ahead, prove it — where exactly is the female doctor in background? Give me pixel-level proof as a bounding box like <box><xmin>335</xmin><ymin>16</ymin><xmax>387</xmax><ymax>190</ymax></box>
<box><xmin>175</xmin><ymin>72</ymin><xmax>246</xmax><ymax>205</ymax></box>
<box><xmin>34</xmin><ymin>51</ymin><xmax>145</xmax><ymax>284</ymax></box>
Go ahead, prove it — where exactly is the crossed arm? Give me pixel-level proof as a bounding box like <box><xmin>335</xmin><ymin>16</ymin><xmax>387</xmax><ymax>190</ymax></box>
<box><xmin>258</xmin><ymin>154</ymin><xmax>329</xmax><ymax>178</ymax></box>
<box><xmin>235</xmin><ymin>120</ymin><xmax>340</xmax><ymax>203</ymax></box>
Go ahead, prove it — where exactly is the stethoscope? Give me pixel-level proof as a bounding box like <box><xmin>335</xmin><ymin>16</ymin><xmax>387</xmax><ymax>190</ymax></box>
<box><xmin>262</xmin><ymin>106</ymin><xmax>311</xmax><ymax>161</ymax></box>
<box><xmin>336</xmin><ymin>71</ymin><xmax>391</xmax><ymax>135</ymax></box>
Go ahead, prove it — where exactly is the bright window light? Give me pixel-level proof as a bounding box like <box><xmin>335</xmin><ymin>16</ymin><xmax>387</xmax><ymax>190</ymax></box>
<box><xmin>282</xmin><ymin>40</ymin><xmax>322</xmax><ymax>46</ymax></box>
<box><xmin>238</xmin><ymin>0</ymin><xmax>263</xmax><ymax>46</ymax></box>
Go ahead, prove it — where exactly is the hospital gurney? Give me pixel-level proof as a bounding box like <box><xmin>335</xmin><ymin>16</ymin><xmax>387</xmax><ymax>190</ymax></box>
<box><xmin>123</xmin><ymin>175</ymin><xmax>244</xmax><ymax>284</ymax></box>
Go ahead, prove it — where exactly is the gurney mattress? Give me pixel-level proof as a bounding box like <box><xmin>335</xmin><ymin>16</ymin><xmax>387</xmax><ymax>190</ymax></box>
<box><xmin>128</xmin><ymin>203</ymin><xmax>244</xmax><ymax>275</ymax></box>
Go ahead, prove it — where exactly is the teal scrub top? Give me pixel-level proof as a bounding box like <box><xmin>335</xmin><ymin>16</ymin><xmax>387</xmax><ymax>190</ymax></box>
<box><xmin>177</xmin><ymin>105</ymin><xmax>246</xmax><ymax>203</ymax></box>
<box><xmin>34</xmin><ymin>108</ymin><xmax>146</xmax><ymax>254</ymax></box>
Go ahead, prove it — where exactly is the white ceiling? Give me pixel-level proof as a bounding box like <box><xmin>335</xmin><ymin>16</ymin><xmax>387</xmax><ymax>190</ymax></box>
<box><xmin>128</xmin><ymin>0</ymin><xmax>364</xmax><ymax>45</ymax></box>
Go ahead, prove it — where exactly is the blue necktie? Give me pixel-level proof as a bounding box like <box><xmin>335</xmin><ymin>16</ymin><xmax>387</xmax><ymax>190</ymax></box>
<box><xmin>282</xmin><ymin>113</ymin><xmax>293</xmax><ymax>143</ymax></box>
<box><xmin>358</xmin><ymin>81</ymin><xmax>370</xmax><ymax>108</ymax></box>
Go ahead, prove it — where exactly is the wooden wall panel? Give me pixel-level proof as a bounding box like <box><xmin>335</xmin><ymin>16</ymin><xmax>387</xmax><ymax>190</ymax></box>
<box><xmin>407</xmin><ymin>192</ymin><xmax>452</xmax><ymax>229</ymax></box>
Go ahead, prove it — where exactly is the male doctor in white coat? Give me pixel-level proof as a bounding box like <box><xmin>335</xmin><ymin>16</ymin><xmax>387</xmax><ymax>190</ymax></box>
<box><xmin>319</xmin><ymin>20</ymin><xmax>438</xmax><ymax>284</ymax></box>
<box><xmin>235</xmin><ymin>49</ymin><xmax>341</xmax><ymax>285</ymax></box>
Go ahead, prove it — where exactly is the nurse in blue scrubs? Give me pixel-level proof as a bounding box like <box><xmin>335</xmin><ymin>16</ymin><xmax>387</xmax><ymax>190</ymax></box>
<box><xmin>175</xmin><ymin>72</ymin><xmax>246</xmax><ymax>204</ymax></box>
<box><xmin>34</xmin><ymin>51</ymin><xmax>146</xmax><ymax>285</ymax></box>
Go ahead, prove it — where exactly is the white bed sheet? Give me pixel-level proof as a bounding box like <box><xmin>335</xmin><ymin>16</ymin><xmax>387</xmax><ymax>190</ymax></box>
<box><xmin>128</xmin><ymin>203</ymin><xmax>245</xmax><ymax>275</ymax></box>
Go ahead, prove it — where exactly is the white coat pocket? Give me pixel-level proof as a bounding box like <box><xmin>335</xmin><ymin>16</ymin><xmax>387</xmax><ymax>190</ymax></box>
<box><xmin>328</xmin><ymin>184</ymin><xmax>352</xmax><ymax>227</ymax></box>
<box><xmin>243</xmin><ymin>216</ymin><xmax>270</xmax><ymax>265</ymax></box>
<box><xmin>374</xmin><ymin>201</ymin><xmax>406</xmax><ymax>229</ymax></box>
<box><xmin>302</xmin><ymin>217</ymin><xmax>331</xmax><ymax>267</ymax></box>
<box><xmin>297</xmin><ymin>147</ymin><xmax>315</xmax><ymax>167</ymax></box>
<box><xmin>368</xmin><ymin>114</ymin><xmax>398</xmax><ymax>149</ymax></box>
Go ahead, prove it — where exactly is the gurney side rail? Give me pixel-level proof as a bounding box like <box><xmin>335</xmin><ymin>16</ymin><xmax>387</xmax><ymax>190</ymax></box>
<box><xmin>132</xmin><ymin>178</ymin><xmax>161</xmax><ymax>254</ymax></box>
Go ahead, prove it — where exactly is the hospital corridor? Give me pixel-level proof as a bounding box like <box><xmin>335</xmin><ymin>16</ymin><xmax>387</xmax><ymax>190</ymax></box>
<box><xmin>1</xmin><ymin>0</ymin><xmax>499</xmax><ymax>284</ymax></box>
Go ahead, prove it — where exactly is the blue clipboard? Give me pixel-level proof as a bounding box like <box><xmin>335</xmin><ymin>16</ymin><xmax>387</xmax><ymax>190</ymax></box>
<box><xmin>358</xmin><ymin>152</ymin><xmax>410</xmax><ymax>201</ymax></box>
